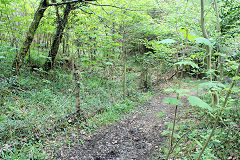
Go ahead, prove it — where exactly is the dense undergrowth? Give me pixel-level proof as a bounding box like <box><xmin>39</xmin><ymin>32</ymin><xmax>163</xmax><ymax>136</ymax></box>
<box><xmin>0</xmin><ymin>44</ymin><xmax>152</xmax><ymax>159</ymax></box>
<box><xmin>159</xmin><ymin>79</ymin><xmax>240</xmax><ymax>159</ymax></box>
<box><xmin>1</xmin><ymin>43</ymin><xmax>239</xmax><ymax>160</ymax></box>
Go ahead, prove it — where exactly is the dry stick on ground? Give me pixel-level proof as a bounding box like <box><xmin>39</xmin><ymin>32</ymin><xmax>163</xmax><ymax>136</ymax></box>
<box><xmin>197</xmin><ymin>63</ymin><xmax>240</xmax><ymax>160</ymax></box>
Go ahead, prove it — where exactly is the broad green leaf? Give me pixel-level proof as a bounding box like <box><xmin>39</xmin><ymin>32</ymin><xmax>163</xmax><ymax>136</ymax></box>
<box><xmin>161</xmin><ymin>130</ymin><xmax>169</xmax><ymax>136</ymax></box>
<box><xmin>0</xmin><ymin>122</ymin><xmax>5</xmax><ymax>132</ymax></box>
<box><xmin>224</xmin><ymin>107</ymin><xmax>234</xmax><ymax>110</ymax></box>
<box><xmin>82</xmin><ymin>61</ymin><xmax>89</xmax><ymax>67</ymax></box>
<box><xmin>175</xmin><ymin>61</ymin><xmax>199</xmax><ymax>68</ymax></box>
<box><xmin>159</xmin><ymin>39</ymin><xmax>175</xmax><ymax>44</ymax></box>
<box><xmin>42</xmin><ymin>79</ymin><xmax>51</xmax><ymax>84</ymax></box>
<box><xmin>195</xmin><ymin>37</ymin><xmax>213</xmax><ymax>47</ymax></box>
<box><xmin>81</xmin><ymin>57</ymin><xmax>90</xmax><ymax>62</ymax></box>
<box><xmin>0</xmin><ymin>56</ymin><xmax>5</xmax><ymax>59</ymax></box>
<box><xmin>163</xmin><ymin>98</ymin><xmax>183</xmax><ymax>106</ymax></box>
<box><xmin>155</xmin><ymin>112</ymin><xmax>164</xmax><ymax>118</ymax></box>
<box><xmin>163</xmin><ymin>88</ymin><xmax>174</xmax><ymax>93</ymax></box>
<box><xmin>0</xmin><ymin>0</ymin><xmax>11</xmax><ymax>4</ymax></box>
<box><xmin>39</xmin><ymin>55</ymin><xmax>51</xmax><ymax>59</ymax></box>
<box><xmin>39</xmin><ymin>43</ymin><xmax>46</xmax><ymax>47</ymax></box>
<box><xmin>194</xmin><ymin>139</ymin><xmax>203</xmax><ymax>147</ymax></box>
<box><xmin>104</xmin><ymin>62</ymin><xmax>113</xmax><ymax>65</ymax></box>
<box><xmin>174</xmin><ymin>133</ymin><xmax>181</xmax><ymax>138</ymax></box>
<box><xmin>188</xmin><ymin>96</ymin><xmax>212</xmax><ymax>111</ymax></box>
<box><xmin>175</xmin><ymin>89</ymin><xmax>190</xmax><ymax>93</ymax></box>
<box><xmin>179</xmin><ymin>28</ymin><xmax>199</xmax><ymax>41</ymax></box>
<box><xmin>178</xmin><ymin>94</ymin><xmax>189</xmax><ymax>97</ymax></box>
<box><xmin>199</xmin><ymin>81</ymin><xmax>225</xmax><ymax>89</ymax></box>
<box><xmin>233</xmin><ymin>76</ymin><xmax>240</xmax><ymax>81</ymax></box>
<box><xmin>190</xmin><ymin>54</ymin><xmax>196</xmax><ymax>59</ymax></box>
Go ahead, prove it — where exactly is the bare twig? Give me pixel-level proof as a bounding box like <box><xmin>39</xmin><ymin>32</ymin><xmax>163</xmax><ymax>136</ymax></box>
<box><xmin>85</xmin><ymin>2</ymin><xmax>148</xmax><ymax>12</ymax></box>
<box><xmin>87</xmin><ymin>9</ymin><xmax>118</xmax><ymax>32</ymax></box>
<box><xmin>51</xmin><ymin>0</ymin><xmax>61</xmax><ymax>23</ymax></box>
<box><xmin>96</xmin><ymin>1</ymin><xmax>110</xmax><ymax>15</ymax></box>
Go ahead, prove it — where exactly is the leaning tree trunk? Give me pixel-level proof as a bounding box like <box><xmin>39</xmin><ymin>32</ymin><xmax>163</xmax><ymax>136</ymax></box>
<box><xmin>12</xmin><ymin>0</ymin><xmax>49</xmax><ymax>74</ymax></box>
<box><xmin>44</xmin><ymin>4</ymin><xmax>72</xmax><ymax>71</ymax></box>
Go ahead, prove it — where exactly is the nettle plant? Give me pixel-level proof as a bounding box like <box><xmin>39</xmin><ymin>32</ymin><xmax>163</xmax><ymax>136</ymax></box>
<box><xmin>162</xmin><ymin>63</ymin><xmax>240</xmax><ymax>159</ymax></box>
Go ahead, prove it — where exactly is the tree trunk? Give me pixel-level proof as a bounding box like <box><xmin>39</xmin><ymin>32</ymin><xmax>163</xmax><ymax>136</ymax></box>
<box><xmin>44</xmin><ymin>4</ymin><xmax>72</xmax><ymax>71</ymax></box>
<box><xmin>200</xmin><ymin>0</ymin><xmax>211</xmax><ymax>73</ymax></box>
<box><xmin>181</xmin><ymin>29</ymin><xmax>188</xmax><ymax>78</ymax></box>
<box><xmin>122</xmin><ymin>28</ymin><xmax>127</xmax><ymax>99</ymax></box>
<box><xmin>214</xmin><ymin>0</ymin><xmax>223</xmax><ymax>80</ymax></box>
<box><xmin>74</xmin><ymin>64</ymin><xmax>81</xmax><ymax>111</ymax></box>
<box><xmin>62</xmin><ymin>36</ymin><xmax>65</xmax><ymax>55</ymax></box>
<box><xmin>12</xmin><ymin>0</ymin><xmax>49</xmax><ymax>74</ymax></box>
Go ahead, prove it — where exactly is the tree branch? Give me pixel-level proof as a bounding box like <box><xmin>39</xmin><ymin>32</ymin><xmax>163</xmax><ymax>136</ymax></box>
<box><xmin>47</xmin><ymin>0</ymin><xmax>147</xmax><ymax>12</ymax></box>
<box><xmin>86</xmin><ymin>2</ymin><xmax>148</xmax><ymax>12</ymax></box>
<box><xmin>52</xmin><ymin>0</ymin><xmax>61</xmax><ymax>23</ymax></box>
<box><xmin>88</xmin><ymin>9</ymin><xmax>117</xmax><ymax>31</ymax></box>
<box><xmin>47</xmin><ymin>0</ymin><xmax>96</xmax><ymax>7</ymax></box>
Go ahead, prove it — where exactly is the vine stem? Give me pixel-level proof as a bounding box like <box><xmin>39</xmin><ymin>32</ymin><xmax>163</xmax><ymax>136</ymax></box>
<box><xmin>166</xmin><ymin>105</ymin><xmax>178</xmax><ymax>159</ymax></box>
<box><xmin>167</xmin><ymin>129</ymin><xmax>192</xmax><ymax>159</ymax></box>
<box><xmin>197</xmin><ymin>63</ymin><xmax>240</xmax><ymax>160</ymax></box>
<box><xmin>166</xmin><ymin>93</ymin><xmax>179</xmax><ymax>159</ymax></box>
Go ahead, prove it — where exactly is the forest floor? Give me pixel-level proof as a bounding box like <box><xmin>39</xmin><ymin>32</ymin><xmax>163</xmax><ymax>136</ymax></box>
<box><xmin>55</xmin><ymin>84</ymin><xmax>192</xmax><ymax>160</ymax></box>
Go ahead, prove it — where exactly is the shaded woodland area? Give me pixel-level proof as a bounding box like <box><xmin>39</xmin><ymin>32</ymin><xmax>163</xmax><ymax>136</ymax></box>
<box><xmin>0</xmin><ymin>0</ymin><xmax>239</xmax><ymax>159</ymax></box>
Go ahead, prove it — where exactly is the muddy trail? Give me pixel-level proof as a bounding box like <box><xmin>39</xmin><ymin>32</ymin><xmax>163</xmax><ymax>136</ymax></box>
<box><xmin>56</xmin><ymin>93</ymin><xmax>183</xmax><ymax>160</ymax></box>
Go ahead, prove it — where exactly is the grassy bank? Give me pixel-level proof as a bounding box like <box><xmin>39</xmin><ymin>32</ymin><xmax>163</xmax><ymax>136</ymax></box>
<box><xmin>0</xmin><ymin>44</ymin><xmax>152</xmax><ymax>159</ymax></box>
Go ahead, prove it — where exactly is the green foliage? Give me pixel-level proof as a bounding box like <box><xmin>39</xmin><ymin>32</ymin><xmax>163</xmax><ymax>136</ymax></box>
<box><xmin>155</xmin><ymin>112</ymin><xmax>164</xmax><ymax>118</ymax></box>
<box><xmin>163</xmin><ymin>88</ymin><xmax>175</xmax><ymax>94</ymax></box>
<box><xmin>195</xmin><ymin>37</ymin><xmax>213</xmax><ymax>47</ymax></box>
<box><xmin>175</xmin><ymin>89</ymin><xmax>190</xmax><ymax>93</ymax></box>
<box><xmin>163</xmin><ymin>98</ymin><xmax>183</xmax><ymax>106</ymax></box>
<box><xmin>0</xmin><ymin>0</ymin><xmax>239</xmax><ymax>159</ymax></box>
<box><xmin>220</xmin><ymin>0</ymin><xmax>240</xmax><ymax>35</ymax></box>
<box><xmin>159</xmin><ymin>39</ymin><xmax>175</xmax><ymax>44</ymax></box>
<box><xmin>0</xmin><ymin>55</ymin><xmax>5</xmax><ymax>59</ymax></box>
<box><xmin>179</xmin><ymin>28</ymin><xmax>199</xmax><ymax>41</ymax></box>
<box><xmin>166</xmin><ymin>79</ymin><xmax>240</xmax><ymax>159</ymax></box>
<box><xmin>0</xmin><ymin>44</ymin><xmax>153</xmax><ymax>158</ymax></box>
<box><xmin>175</xmin><ymin>61</ymin><xmax>199</xmax><ymax>69</ymax></box>
<box><xmin>188</xmin><ymin>96</ymin><xmax>213</xmax><ymax>112</ymax></box>
<box><xmin>199</xmin><ymin>81</ymin><xmax>225</xmax><ymax>90</ymax></box>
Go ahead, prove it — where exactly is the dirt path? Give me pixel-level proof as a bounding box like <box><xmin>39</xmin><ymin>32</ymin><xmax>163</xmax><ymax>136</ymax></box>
<box><xmin>56</xmin><ymin>93</ymin><xmax>179</xmax><ymax>160</ymax></box>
